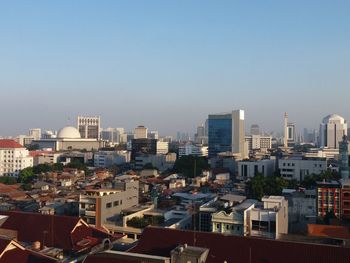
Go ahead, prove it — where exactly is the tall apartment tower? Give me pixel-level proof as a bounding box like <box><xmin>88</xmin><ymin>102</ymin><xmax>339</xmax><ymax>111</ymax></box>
<box><xmin>77</xmin><ymin>116</ymin><xmax>101</xmax><ymax>140</ymax></box>
<box><xmin>208</xmin><ymin>109</ymin><xmax>246</xmax><ymax>158</ymax></box>
<box><xmin>320</xmin><ymin>114</ymin><xmax>347</xmax><ymax>149</ymax></box>
<box><xmin>284</xmin><ymin>113</ymin><xmax>288</xmax><ymax>148</ymax></box>
<box><xmin>339</xmin><ymin>135</ymin><xmax>349</xmax><ymax>179</ymax></box>
<box><xmin>232</xmin><ymin>109</ymin><xmax>245</xmax><ymax>157</ymax></box>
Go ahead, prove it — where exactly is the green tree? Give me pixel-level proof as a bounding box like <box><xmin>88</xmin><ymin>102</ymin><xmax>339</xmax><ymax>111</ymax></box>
<box><xmin>246</xmin><ymin>174</ymin><xmax>292</xmax><ymax>200</ymax></box>
<box><xmin>33</xmin><ymin>163</ymin><xmax>52</xmax><ymax>174</ymax></box>
<box><xmin>18</xmin><ymin>167</ymin><xmax>35</xmax><ymax>184</ymax></box>
<box><xmin>173</xmin><ymin>156</ymin><xmax>210</xmax><ymax>178</ymax></box>
<box><xmin>0</xmin><ymin>176</ymin><xmax>17</xmax><ymax>185</ymax></box>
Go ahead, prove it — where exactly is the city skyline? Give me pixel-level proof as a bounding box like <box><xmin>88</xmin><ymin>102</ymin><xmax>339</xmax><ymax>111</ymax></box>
<box><xmin>0</xmin><ymin>110</ymin><xmax>349</xmax><ymax>138</ymax></box>
<box><xmin>1</xmin><ymin>1</ymin><xmax>350</xmax><ymax>135</ymax></box>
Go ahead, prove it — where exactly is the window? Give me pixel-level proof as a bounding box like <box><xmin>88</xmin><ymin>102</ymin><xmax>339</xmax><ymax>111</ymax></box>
<box><xmin>113</xmin><ymin>201</ymin><xmax>119</xmax><ymax>206</ymax></box>
<box><xmin>120</xmin><ymin>200</ymin><xmax>123</xmax><ymax>205</ymax></box>
<box><xmin>226</xmin><ymin>224</ymin><xmax>230</xmax><ymax>230</ymax></box>
<box><xmin>106</xmin><ymin>202</ymin><xmax>112</xmax><ymax>208</ymax></box>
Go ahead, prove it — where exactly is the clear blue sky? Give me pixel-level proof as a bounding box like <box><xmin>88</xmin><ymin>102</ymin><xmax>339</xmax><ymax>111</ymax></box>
<box><xmin>1</xmin><ymin>0</ymin><xmax>349</xmax><ymax>136</ymax></box>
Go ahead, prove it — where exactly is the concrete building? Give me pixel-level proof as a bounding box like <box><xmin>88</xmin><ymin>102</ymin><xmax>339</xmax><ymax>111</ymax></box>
<box><xmin>339</xmin><ymin>135</ymin><xmax>349</xmax><ymax>179</ymax></box>
<box><xmin>131</xmin><ymin>138</ymin><xmax>157</xmax><ymax>160</ymax></box>
<box><xmin>156</xmin><ymin>141</ymin><xmax>169</xmax><ymax>155</ymax></box>
<box><xmin>282</xmin><ymin>189</ymin><xmax>316</xmax><ymax>233</ymax></box>
<box><xmin>212</xmin><ymin>199</ymin><xmax>257</xmax><ymax>236</ymax></box>
<box><xmin>245</xmin><ymin>135</ymin><xmax>272</xmax><ymax>152</ymax></box>
<box><xmin>79</xmin><ymin>180</ymin><xmax>139</xmax><ymax>228</ymax></box>
<box><xmin>320</xmin><ymin>114</ymin><xmax>347</xmax><ymax>149</ymax></box>
<box><xmin>33</xmin><ymin>126</ymin><xmax>103</xmax><ymax>151</ymax></box>
<box><xmin>29</xmin><ymin>128</ymin><xmax>41</xmax><ymax>140</ymax></box>
<box><xmin>316</xmin><ymin>180</ymin><xmax>340</xmax><ymax>218</ymax></box>
<box><xmin>248</xmin><ymin>196</ymin><xmax>288</xmax><ymax>239</ymax></box>
<box><xmin>340</xmin><ymin>179</ymin><xmax>350</xmax><ymax>220</ymax></box>
<box><xmin>279</xmin><ymin>157</ymin><xmax>327</xmax><ymax>182</ymax></box>
<box><xmin>148</xmin><ymin>131</ymin><xmax>159</xmax><ymax>140</ymax></box>
<box><xmin>0</xmin><ymin>140</ymin><xmax>33</xmax><ymax>177</ymax></box>
<box><xmin>101</xmin><ymin>128</ymin><xmax>125</xmax><ymax>145</ymax></box>
<box><xmin>238</xmin><ymin>159</ymin><xmax>276</xmax><ymax>178</ymax></box>
<box><xmin>94</xmin><ymin>151</ymin><xmax>130</xmax><ymax>168</ymax></box>
<box><xmin>178</xmin><ymin>143</ymin><xmax>208</xmax><ymax>157</ymax></box>
<box><xmin>284</xmin><ymin>113</ymin><xmax>288</xmax><ymax>148</ymax></box>
<box><xmin>134</xmin><ymin>126</ymin><xmax>148</xmax><ymax>139</ymax></box>
<box><xmin>134</xmin><ymin>153</ymin><xmax>176</xmax><ymax>171</ymax></box>
<box><xmin>31</xmin><ymin>151</ymin><xmax>62</xmax><ymax>166</ymax></box>
<box><xmin>208</xmin><ymin>109</ymin><xmax>246</xmax><ymax>158</ymax></box>
<box><xmin>77</xmin><ymin>116</ymin><xmax>101</xmax><ymax>140</ymax></box>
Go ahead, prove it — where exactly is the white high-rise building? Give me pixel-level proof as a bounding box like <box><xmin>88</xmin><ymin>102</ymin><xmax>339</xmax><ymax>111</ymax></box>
<box><xmin>134</xmin><ymin>126</ymin><xmax>148</xmax><ymax>139</ymax></box>
<box><xmin>232</xmin><ymin>109</ymin><xmax>246</xmax><ymax>158</ymax></box>
<box><xmin>77</xmin><ymin>116</ymin><xmax>101</xmax><ymax>140</ymax></box>
<box><xmin>319</xmin><ymin>114</ymin><xmax>347</xmax><ymax>149</ymax></box>
<box><xmin>0</xmin><ymin>140</ymin><xmax>33</xmax><ymax>177</ymax></box>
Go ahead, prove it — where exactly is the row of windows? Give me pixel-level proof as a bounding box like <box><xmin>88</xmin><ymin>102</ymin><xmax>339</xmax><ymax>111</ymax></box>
<box><xmin>106</xmin><ymin>200</ymin><xmax>123</xmax><ymax>209</ymax></box>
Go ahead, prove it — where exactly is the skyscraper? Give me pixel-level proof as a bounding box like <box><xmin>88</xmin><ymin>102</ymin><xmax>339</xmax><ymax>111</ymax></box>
<box><xmin>208</xmin><ymin>109</ymin><xmax>245</xmax><ymax>158</ymax></box>
<box><xmin>77</xmin><ymin>116</ymin><xmax>101</xmax><ymax>140</ymax></box>
<box><xmin>319</xmin><ymin>114</ymin><xmax>347</xmax><ymax>149</ymax></box>
<box><xmin>339</xmin><ymin>135</ymin><xmax>349</xmax><ymax>179</ymax></box>
<box><xmin>284</xmin><ymin>113</ymin><xmax>288</xmax><ymax>148</ymax></box>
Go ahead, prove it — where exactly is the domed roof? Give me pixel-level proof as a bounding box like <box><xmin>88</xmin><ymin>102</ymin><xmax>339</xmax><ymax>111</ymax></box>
<box><xmin>57</xmin><ymin>126</ymin><xmax>81</xmax><ymax>139</ymax></box>
<box><xmin>322</xmin><ymin>114</ymin><xmax>345</xmax><ymax>124</ymax></box>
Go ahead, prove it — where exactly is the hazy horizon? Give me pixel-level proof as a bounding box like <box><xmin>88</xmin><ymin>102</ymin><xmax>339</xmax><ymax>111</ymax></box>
<box><xmin>1</xmin><ymin>1</ymin><xmax>349</xmax><ymax>137</ymax></box>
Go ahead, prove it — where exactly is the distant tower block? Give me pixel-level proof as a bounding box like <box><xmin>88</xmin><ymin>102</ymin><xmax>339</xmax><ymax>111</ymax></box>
<box><xmin>339</xmin><ymin>135</ymin><xmax>349</xmax><ymax>179</ymax></box>
<box><xmin>284</xmin><ymin>113</ymin><xmax>288</xmax><ymax>148</ymax></box>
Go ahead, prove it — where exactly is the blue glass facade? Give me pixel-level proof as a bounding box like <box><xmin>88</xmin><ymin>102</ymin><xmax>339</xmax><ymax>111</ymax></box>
<box><xmin>208</xmin><ymin>114</ymin><xmax>232</xmax><ymax>158</ymax></box>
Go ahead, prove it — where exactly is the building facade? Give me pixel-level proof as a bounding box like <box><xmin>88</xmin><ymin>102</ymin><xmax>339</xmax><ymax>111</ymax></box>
<box><xmin>319</xmin><ymin>114</ymin><xmax>347</xmax><ymax>149</ymax></box>
<box><xmin>77</xmin><ymin>116</ymin><xmax>101</xmax><ymax>140</ymax></box>
<box><xmin>79</xmin><ymin>180</ymin><xmax>139</xmax><ymax>228</ymax></box>
<box><xmin>316</xmin><ymin>181</ymin><xmax>340</xmax><ymax>218</ymax></box>
<box><xmin>178</xmin><ymin>143</ymin><xmax>208</xmax><ymax>157</ymax></box>
<box><xmin>279</xmin><ymin>157</ymin><xmax>327</xmax><ymax>182</ymax></box>
<box><xmin>134</xmin><ymin>126</ymin><xmax>148</xmax><ymax>139</ymax></box>
<box><xmin>238</xmin><ymin>159</ymin><xmax>276</xmax><ymax>178</ymax></box>
<box><xmin>0</xmin><ymin>140</ymin><xmax>33</xmax><ymax>177</ymax></box>
<box><xmin>208</xmin><ymin>110</ymin><xmax>245</xmax><ymax>158</ymax></box>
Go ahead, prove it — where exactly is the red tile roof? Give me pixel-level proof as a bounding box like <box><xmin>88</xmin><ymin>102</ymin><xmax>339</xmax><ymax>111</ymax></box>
<box><xmin>308</xmin><ymin>224</ymin><xmax>350</xmax><ymax>239</ymax></box>
<box><xmin>130</xmin><ymin>227</ymin><xmax>350</xmax><ymax>263</ymax></box>
<box><xmin>0</xmin><ymin>211</ymin><xmax>113</xmax><ymax>253</ymax></box>
<box><xmin>0</xmin><ymin>237</ymin><xmax>56</xmax><ymax>263</ymax></box>
<box><xmin>0</xmin><ymin>139</ymin><xmax>24</xmax><ymax>149</ymax></box>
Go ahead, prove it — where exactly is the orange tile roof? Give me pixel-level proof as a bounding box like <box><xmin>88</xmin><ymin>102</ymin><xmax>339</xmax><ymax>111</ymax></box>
<box><xmin>0</xmin><ymin>139</ymin><xmax>24</xmax><ymax>149</ymax></box>
<box><xmin>308</xmin><ymin>224</ymin><xmax>350</xmax><ymax>239</ymax></box>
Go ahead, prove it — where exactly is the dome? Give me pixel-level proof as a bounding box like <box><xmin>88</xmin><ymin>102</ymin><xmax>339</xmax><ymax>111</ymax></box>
<box><xmin>322</xmin><ymin>114</ymin><xmax>345</xmax><ymax>124</ymax></box>
<box><xmin>57</xmin><ymin>126</ymin><xmax>81</xmax><ymax>139</ymax></box>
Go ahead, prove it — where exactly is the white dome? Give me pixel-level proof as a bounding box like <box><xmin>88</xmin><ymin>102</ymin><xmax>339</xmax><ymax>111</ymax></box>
<box><xmin>322</xmin><ymin>114</ymin><xmax>345</xmax><ymax>124</ymax></box>
<box><xmin>57</xmin><ymin>126</ymin><xmax>81</xmax><ymax>139</ymax></box>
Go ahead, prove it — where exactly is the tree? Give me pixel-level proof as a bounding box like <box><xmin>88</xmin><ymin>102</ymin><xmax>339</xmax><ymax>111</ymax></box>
<box><xmin>0</xmin><ymin>176</ymin><xmax>17</xmax><ymax>185</ymax></box>
<box><xmin>33</xmin><ymin>163</ymin><xmax>52</xmax><ymax>174</ymax></box>
<box><xmin>18</xmin><ymin>167</ymin><xmax>35</xmax><ymax>184</ymax></box>
<box><xmin>173</xmin><ymin>156</ymin><xmax>210</xmax><ymax>178</ymax></box>
<box><xmin>246</xmin><ymin>174</ymin><xmax>293</xmax><ymax>200</ymax></box>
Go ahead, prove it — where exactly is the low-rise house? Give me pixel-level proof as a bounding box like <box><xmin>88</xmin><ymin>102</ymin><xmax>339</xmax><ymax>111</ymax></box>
<box><xmin>0</xmin><ymin>211</ymin><xmax>119</xmax><ymax>259</ymax></box>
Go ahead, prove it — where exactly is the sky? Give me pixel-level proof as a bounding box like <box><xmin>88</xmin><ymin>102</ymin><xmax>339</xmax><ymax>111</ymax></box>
<box><xmin>0</xmin><ymin>0</ymin><xmax>350</xmax><ymax>137</ymax></box>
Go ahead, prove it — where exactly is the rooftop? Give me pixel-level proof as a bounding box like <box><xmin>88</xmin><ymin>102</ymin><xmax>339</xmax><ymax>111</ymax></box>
<box><xmin>0</xmin><ymin>139</ymin><xmax>24</xmax><ymax>149</ymax></box>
